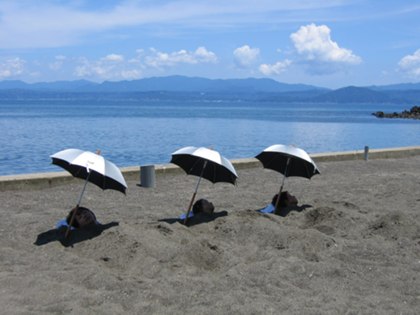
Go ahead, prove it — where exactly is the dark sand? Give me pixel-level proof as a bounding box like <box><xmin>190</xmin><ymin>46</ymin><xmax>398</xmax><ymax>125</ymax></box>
<box><xmin>1</xmin><ymin>156</ymin><xmax>419</xmax><ymax>314</ymax></box>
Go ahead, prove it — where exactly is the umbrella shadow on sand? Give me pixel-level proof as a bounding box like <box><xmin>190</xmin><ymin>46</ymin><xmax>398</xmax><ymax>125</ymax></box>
<box><xmin>275</xmin><ymin>204</ymin><xmax>313</xmax><ymax>217</ymax></box>
<box><xmin>34</xmin><ymin>222</ymin><xmax>119</xmax><ymax>247</ymax></box>
<box><xmin>159</xmin><ymin>211</ymin><xmax>228</xmax><ymax>227</ymax></box>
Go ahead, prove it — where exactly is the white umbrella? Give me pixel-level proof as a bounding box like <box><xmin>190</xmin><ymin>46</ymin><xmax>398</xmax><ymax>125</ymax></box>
<box><xmin>51</xmin><ymin>148</ymin><xmax>127</xmax><ymax>237</ymax></box>
<box><xmin>170</xmin><ymin>146</ymin><xmax>237</xmax><ymax>224</ymax></box>
<box><xmin>256</xmin><ymin>144</ymin><xmax>320</xmax><ymax>210</ymax></box>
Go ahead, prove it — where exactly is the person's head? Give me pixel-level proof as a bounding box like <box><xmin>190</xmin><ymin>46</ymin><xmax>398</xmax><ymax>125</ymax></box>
<box><xmin>271</xmin><ymin>191</ymin><xmax>298</xmax><ymax>208</ymax></box>
<box><xmin>192</xmin><ymin>199</ymin><xmax>215</xmax><ymax>215</ymax></box>
<box><xmin>66</xmin><ymin>207</ymin><xmax>97</xmax><ymax>228</ymax></box>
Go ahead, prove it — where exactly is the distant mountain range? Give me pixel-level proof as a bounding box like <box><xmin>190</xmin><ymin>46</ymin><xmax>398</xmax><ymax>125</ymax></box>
<box><xmin>0</xmin><ymin>76</ymin><xmax>325</xmax><ymax>93</ymax></box>
<box><xmin>0</xmin><ymin>75</ymin><xmax>419</xmax><ymax>104</ymax></box>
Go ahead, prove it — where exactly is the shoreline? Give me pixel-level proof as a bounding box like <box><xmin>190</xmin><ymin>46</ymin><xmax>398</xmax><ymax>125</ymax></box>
<box><xmin>1</xmin><ymin>145</ymin><xmax>419</xmax><ymax>191</ymax></box>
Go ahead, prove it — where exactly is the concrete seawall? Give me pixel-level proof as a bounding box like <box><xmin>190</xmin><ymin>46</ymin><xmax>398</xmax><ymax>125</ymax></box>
<box><xmin>1</xmin><ymin>145</ymin><xmax>419</xmax><ymax>191</ymax></box>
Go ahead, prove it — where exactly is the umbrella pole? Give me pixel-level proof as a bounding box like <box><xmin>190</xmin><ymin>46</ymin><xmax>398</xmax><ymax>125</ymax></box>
<box><xmin>65</xmin><ymin>171</ymin><xmax>91</xmax><ymax>238</ymax></box>
<box><xmin>184</xmin><ymin>161</ymin><xmax>207</xmax><ymax>225</ymax></box>
<box><xmin>274</xmin><ymin>157</ymin><xmax>291</xmax><ymax>213</ymax></box>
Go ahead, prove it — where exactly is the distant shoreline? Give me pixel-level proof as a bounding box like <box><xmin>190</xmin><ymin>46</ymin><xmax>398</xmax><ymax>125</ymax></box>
<box><xmin>1</xmin><ymin>75</ymin><xmax>420</xmax><ymax>104</ymax></box>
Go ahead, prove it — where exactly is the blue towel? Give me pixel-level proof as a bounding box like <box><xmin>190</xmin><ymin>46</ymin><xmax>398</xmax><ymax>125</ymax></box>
<box><xmin>179</xmin><ymin>212</ymin><xmax>194</xmax><ymax>220</ymax></box>
<box><xmin>258</xmin><ymin>204</ymin><xmax>275</xmax><ymax>214</ymax></box>
<box><xmin>55</xmin><ymin>218</ymin><xmax>75</xmax><ymax>230</ymax></box>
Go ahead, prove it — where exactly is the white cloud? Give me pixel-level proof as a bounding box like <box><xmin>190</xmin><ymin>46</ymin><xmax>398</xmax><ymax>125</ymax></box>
<box><xmin>290</xmin><ymin>24</ymin><xmax>361</xmax><ymax>65</ymax></box>
<box><xmin>233</xmin><ymin>45</ymin><xmax>260</xmax><ymax>67</ymax></box>
<box><xmin>120</xmin><ymin>69</ymin><xmax>142</xmax><ymax>80</ymax></box>
<box><xmin>398</xmin><ymin>49</ymin><xmax>420</xmax><ymax>77</ymax></box>
<box><xmin>259</xmin><ymin>59</ymin><xmax>292</xmax><ymax>75</ymax></box>
<box><xmin>195</xmin><ymin>47</ymin><xmax>218</xmax><ymax>63</ymax></box>
<box><xmin>49</xmin><ymin>55</ymin><xmax>67</xmax><ymax>71</ymax></box>
<box><xmin>102</xmin><ymin>54</ymin><xmax>124</xmax><ymax>62</ymax></box>
<box><xmin>74</xmin><ymin>55</ymin><xmax>141</xmax><ymax>80</ymax></box>
<box><xmin>145</xmin><ymin>47</ymin><xmax>217</xmax><ymax>68</ymax></box>
<box><xmin>72</xmin><ymin>47</ymin><xmax>217</xmax><ymax>80</ymax></box>
<box><xmin>0</xmin><ymin>57</ymin><xmax>25</xmax><ymax>78</ymax></box>
<box><xmin>68</xmin><ymin>47</ymin><xmax>218</xmax><ymax>80</ymax></box>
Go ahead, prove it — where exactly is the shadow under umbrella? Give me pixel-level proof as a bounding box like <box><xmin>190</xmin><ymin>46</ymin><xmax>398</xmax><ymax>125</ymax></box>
<box><xmin>34</xmin><ymin>222</ymin><xmax>119</xmax><ymax>247</ymax></box>
<box><xmin>159</xmin><ymin>211</ymin><xmax>228</xmax><ymax>227</ymax></box>
<box><xmin>274</xmin><ymin>204</ymin><xmax>313</xmax><ymax>217</ymax></box>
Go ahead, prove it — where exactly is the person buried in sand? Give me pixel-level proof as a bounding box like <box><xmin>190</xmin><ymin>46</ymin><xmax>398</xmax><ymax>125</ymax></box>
<box><xmin>273</xmin><ymin>191</ymin><xmax>298</xmax><ymax>215</ymax></box>
<box><xmin>56</xmin><ymin>206</ymin><xmax>99</xmax><ymax>230</ymax></box>
<box><xmin>179</xmin><ymin>198</ymin><xmax>220</xmax><ymax>224</ymax></box>
<box><xmin>259</xmin><ymin>191</ymin><xmax>298</xmax><ymax>215</ymax></box>
<box><xmin>193</xmin><ymin>199</ymin><xmax>215</xmax><ymax>215</ymax></box>
<box><xmin>34</xmin><ymin>206</ymin><xmax>119</xmax><ymax>246</ymax></box>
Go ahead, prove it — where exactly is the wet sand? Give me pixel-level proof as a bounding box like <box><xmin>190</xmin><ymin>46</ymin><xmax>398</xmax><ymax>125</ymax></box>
<box><xmin>1</xmin><ymin>155</ymin><xmax>419</xmax><ymax>314</ymax></box>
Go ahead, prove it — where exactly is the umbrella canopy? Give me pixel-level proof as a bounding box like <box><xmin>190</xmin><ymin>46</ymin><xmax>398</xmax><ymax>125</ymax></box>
<box><xmin>170</xmin><ymin>146</ymin><xmax>237</xmax><ymax>224</ymax></box>
<box><xmin>51</xmin><ymin>148</ymin><xmax>127</xmax><ymax>194</ymax></box>
<box><xmin>255</xmin><ymin>144</ymin><xmax>320</xmax><ymax>179</ymax></box>
<box><xmin>170</xmin><ymin>146</ymin><xmax>238</xmax><ymax>185</ymax></box>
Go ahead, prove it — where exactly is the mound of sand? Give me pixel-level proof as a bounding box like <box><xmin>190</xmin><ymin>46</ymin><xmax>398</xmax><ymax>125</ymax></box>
<box><xmin>1</xmin><ymin>156</ymin><xmax>419</xmax><ymax>314</ymax></box>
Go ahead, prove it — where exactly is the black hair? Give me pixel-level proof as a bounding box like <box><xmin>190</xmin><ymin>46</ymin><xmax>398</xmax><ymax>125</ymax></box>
<box><xmin>192</xmin><ymin>199</ymin><xmax>205</xmax><ymax>214</ymax></box>
<box><xmin>271</xmin><ymin>192</ymin><xmax>289</xmax><ymax>208</ymax></box>
<box><xmin>66</xmin><ymin>206</ymin><xmax>96</xmax><ymax>228</ymax></box>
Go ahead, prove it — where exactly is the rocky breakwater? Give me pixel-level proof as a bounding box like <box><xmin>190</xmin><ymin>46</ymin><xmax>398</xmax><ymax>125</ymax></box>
<box><xmin>373</xmin><ymin>106</ymin><xmax>420</xmax><ymax>120</ymax></box>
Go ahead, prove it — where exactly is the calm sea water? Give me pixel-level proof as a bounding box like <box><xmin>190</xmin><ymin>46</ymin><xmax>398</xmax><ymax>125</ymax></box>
<box><xmin>0</xmin><ymin>99</ymin><xmax>419</xmax><ymax>175</ymax></box>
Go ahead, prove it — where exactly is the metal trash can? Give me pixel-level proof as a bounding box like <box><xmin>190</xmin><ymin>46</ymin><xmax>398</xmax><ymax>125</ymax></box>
<box><xmin>364</xmin><ymin>146</ymin><xmax>369</xmax><ymax>161</ymax></box>
<box><xmin>139</xmin><ymin>165</ymin><xmax>155</xmax><ymax>188</ymax></box>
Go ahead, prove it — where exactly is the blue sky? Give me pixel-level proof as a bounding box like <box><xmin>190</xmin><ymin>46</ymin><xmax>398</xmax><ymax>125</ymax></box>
<box><xmin>0</xmin><ymin>0</ymin><xmax>420</xmax><ymax>88</ymax></box>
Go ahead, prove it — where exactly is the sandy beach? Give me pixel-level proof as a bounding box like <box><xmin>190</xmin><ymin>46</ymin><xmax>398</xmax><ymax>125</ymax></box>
<box><xmin>1</xmin><ymin>154</ymin><xmax>419</xmax><ymax>314</ymax></box>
